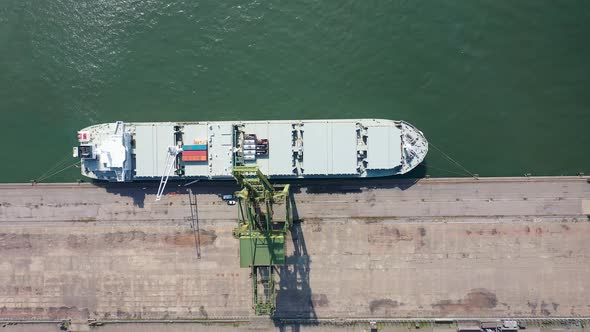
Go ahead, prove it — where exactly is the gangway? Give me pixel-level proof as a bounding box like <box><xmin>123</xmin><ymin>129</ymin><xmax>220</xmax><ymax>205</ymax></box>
<box><xmin>155</xmin><ymin>146</ymin><xmax>182</xmax><ymax>201</ymax></box>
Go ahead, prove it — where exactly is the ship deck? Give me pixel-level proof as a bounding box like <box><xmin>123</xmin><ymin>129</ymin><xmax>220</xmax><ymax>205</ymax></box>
<box><xmin>0</xmin><ymin>177</ymin><xmax>589</xmax><ymax>327</ymax></box>
<box><xmin>100</xmin><ymin>119</ymin><xmax>425</xmax><ymax>181</ymax></box>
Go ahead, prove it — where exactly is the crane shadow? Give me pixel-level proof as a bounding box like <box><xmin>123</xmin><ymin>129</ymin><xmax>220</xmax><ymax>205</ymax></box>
<box><xmin>272</xmin><ymin>193</ymin><xmax>317</xmax><ymax>332</ymax></box>
<box><xmin>187</xmin><ymin>188</ymin><xmax>202</xmax><ymax>259</ymax></box>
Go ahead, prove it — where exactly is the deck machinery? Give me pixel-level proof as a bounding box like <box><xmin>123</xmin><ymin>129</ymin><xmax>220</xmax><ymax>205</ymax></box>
<box><xmin>231</xmin><ymin>166</ymin><xmax>292</xmax><ymax>315</ymax></box>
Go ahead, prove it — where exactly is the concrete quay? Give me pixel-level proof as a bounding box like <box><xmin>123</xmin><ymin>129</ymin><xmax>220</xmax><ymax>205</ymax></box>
<box><xmin>0</xmin><ymin>176</ymin><xmax>589</xmax><ymax>324</ymax></box>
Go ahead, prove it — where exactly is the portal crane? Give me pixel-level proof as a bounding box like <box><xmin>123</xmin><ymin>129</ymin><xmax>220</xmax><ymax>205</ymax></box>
<box><xmin>232</xmin><ymin>166</ymin><xmax>291</xmax><ymax>315</ymax></box>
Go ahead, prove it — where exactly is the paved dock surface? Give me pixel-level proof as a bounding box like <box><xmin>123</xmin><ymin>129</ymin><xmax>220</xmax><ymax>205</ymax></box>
<box><xmin>0</xmin><ymin>177</ymin><xmax>589</xmax><ymax>322</ymax></box>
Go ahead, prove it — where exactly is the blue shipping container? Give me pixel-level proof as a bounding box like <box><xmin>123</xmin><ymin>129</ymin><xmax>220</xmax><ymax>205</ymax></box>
<box><xmin>183</xmin><ymin>144</ymin><xmax>207</xmax><ymax>151</ymax></box>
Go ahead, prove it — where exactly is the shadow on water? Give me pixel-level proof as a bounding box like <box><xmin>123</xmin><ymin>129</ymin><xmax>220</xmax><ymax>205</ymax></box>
<box><xmin>273</xmin><ymin>193</ymin><xmax>317</xmax><ymax>332</ymax></box>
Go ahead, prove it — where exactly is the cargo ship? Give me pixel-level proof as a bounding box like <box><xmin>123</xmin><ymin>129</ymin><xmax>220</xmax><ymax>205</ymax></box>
<box><xmin>73</xmin><ymin>119</ymin><xmax>428</xmax><ymax>182</ymax></box>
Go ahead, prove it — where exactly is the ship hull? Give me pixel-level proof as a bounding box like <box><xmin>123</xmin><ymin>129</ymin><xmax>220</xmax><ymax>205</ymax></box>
<box><xmin>74</xmin><ymin>119</ymin><xmax>428</xmax><ymax>182</ymax></box>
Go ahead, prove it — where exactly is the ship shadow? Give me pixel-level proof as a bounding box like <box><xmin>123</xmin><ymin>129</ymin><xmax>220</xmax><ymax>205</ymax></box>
<box><xmin>94</xmin><ymin>180</ymin><xmax>239</xmax><ymax>208</ymax></box>
<box><xmin>289</xmin><ymin>160</ymin><xmax>428</xmax><ymax>195</ymax></box>
<box><xmin>272</xmin><ymin>193</ymin><xmax>318</xmax><ymax>332</ymax></box>
<box><xmin>92</xmin><ymin>181</ymin><xmax>151</xmax><ymax>208</ymax></box>
<box><xmin>92</xmin><ymin>161</ymin><xmax>427</xmax><ymax>207</ymax></box>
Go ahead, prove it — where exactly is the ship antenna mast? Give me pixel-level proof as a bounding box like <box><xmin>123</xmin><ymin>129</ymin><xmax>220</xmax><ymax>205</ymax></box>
<box><xmin>155</xmin><ymin>145</ymin><xmax>182</xmax><ymax>201</ymax></box>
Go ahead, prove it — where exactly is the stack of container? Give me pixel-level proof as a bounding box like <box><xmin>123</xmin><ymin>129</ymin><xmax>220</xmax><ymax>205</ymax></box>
<box><xmin>244</xmin><ymin>137</ymin><xmax>256</xmax><ymax>161</ymax></box>
<box><xmin>182</xmin><ymin>142</ymin><xmax>207</xmax><ymax>162</ymax></box>
<box><xmin>256</xmin><ymin>139</ymin><xmax>268</xmax><ymax>156</ymax></box>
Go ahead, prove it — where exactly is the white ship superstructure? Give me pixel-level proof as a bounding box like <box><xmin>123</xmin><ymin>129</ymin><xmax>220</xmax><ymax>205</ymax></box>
<box><xmin>73</xmin><ymin>119</ymin><xmax>428</xmax><ymax>182</ymax></box>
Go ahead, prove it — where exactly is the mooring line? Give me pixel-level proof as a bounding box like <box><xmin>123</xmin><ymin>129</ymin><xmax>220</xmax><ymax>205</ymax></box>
<box><xmin>429</xmin><ymin>142</ymin><xmax>476</xmax><ymax>177</ymax></box>
<box><xmin>35</xmin><ymin>161</ymin><xmax>81</xmax><ymax>183</ymax></box>
<box><xmin>427</xmin><ymin>164</ymin><xmax>471</xmax><ymax>177</ymax></box>
<box><xmin>35</xmin><ymin>155</ymin><xmax>72</xmax><ymax>182</ymax></box>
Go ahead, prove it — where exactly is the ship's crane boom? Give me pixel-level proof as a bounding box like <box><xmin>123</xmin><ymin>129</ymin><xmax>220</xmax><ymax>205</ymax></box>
<box><xmin>155</xmin><ymin>146</ymin><xmax>182</xmax><ymax>201</ymax></box>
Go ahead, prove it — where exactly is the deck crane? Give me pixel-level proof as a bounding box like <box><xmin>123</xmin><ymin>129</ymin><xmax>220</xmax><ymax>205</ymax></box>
<box><xmin>232</xmin><ymin>165</ymin><xmax>292</xmax><ymax>315</ymax></box>
<box><xmin>155</xmin><ymin>146</ymin><xmax>182</xmax><ymax>201</ymax></box>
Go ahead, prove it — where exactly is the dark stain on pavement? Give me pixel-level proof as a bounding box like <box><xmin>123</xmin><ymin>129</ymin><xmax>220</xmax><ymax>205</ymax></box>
<box><xmin>432</xmin><ymin>288</ymin><xmax>497</xmax><ymax>314</ymax></box>
<box><xmin>163</xmin><ymin>230</ymin><xmax>217</xmax><ymax>247</ymax></box>
<box><xmin>199</xmin><ymin>305</ymin><xmax>208</xmax><ymax>318</ymax></box>
<box><xmin>0</xmin><ymin>233</ymin><xmax>32</xmax><ymax>250</ymax></box>
<box><xmin>0</xmin><ymin>306</ymin><xmax>90</xmax><ymax>320</ymax></box>
<box><xmin>311</xmin><ymin>294</ymin><xmax>329</xmax><ymax>307</ymax></box>
<box><xmin>417</xmin><ymin>227</ymin><xmax>427</xmax><ymax>247</ymax></box>
<box><xmin>66</xmin><ymin>234</ymin><xmax>88</xmax><ymax>249</ymax></box>
<box><xmin>369</xmin><ymin>299</ymin><xmax>400</xmax><ymax>314</ymax></box>
<box><xmin>0</xmin><ymin>229</ymin><xmax>217</xmax><ymax>252</ymax></box>
<box><xmin>540</xmin><ymin>301</ymin><xmax>551</xmax><ymax>316</ymax></box>
<box><xmin>528</xmin><ymin>301</ymin><xmax>538</xmax><ymax>315</ymax></box>
<box><xmin>369</xmin><ymin>225</ymin><xmax>413</xmax><ymax>245</ymax></box>
<box><xmin>418</xmin><ymin>227</ymin><xmax>427</xmax><ymax>237</ymax></box>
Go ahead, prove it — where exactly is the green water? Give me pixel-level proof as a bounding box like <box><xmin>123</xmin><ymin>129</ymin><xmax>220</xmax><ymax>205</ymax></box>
<box><xmin>1</xmin><ymin>1</ymin><xmax>589</xmax><ymax>182</ymax></box>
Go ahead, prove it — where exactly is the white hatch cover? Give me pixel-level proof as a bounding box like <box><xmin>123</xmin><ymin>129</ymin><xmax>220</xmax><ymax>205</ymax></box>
<box><xmin>303</xmin><ymin>122</ymin><xmax>357</xmax><ymax>175</ymax></box>
<box><xmin>135</xmin><ymin>124</ymin><xmax>175</xmax><ymax>177</ymax></box>
<box><xmin>366</xmin><ymin>125</ymin><xmax>402</xmax><ymax>170</ymax></box>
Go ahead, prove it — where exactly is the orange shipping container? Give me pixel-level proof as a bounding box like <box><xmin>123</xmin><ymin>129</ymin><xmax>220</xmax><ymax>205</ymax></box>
<box><xmin>182</xmin><ymin>155</ymin><xmax>207</xmax><ymax>162</ymax></box>
<box><xmin>183</xmin><ymin>150</ymin><xmax>207</xmax><ymax>157</ymax></box>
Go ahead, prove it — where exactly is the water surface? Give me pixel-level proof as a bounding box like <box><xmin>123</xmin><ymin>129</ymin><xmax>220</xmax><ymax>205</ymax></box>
<box><xmin>1</xmin><ymin>1</ymin><xmax>589</xmax><ymax>182</ymax></box>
